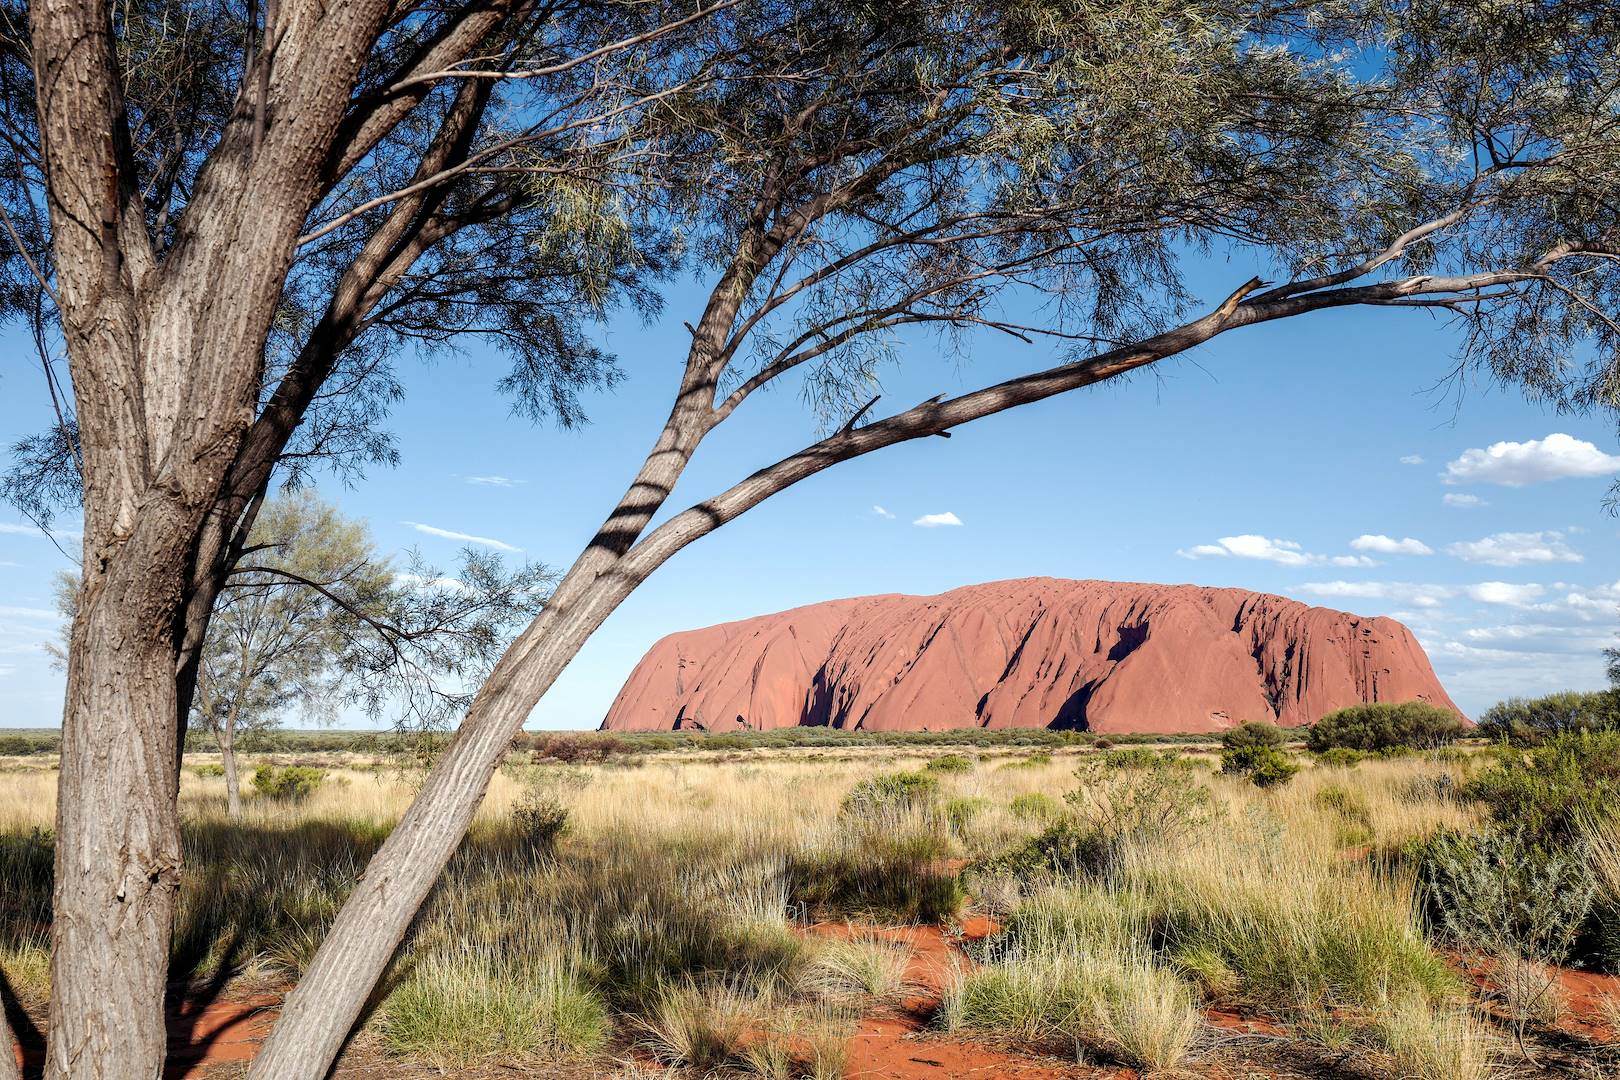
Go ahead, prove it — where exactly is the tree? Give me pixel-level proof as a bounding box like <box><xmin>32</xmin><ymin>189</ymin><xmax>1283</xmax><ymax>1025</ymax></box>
<box><xmin>49</xmin><ymin>490</ymin><xmax>550</xmax><ymax>816</ymax></box>
<box><xmin>0</xmin><ymin>0</ymin><xmax>1616</xmax><ymax>1075</ymax></box>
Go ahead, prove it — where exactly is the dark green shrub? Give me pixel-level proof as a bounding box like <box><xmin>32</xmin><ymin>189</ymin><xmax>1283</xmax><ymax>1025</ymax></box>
<box><xmin>839</xmin><ymin>770</ymin><xmax>939</xmax><ymax>816</ymax></box>
<box><xmin>1463</xmin><ymin>731</ymin><xmax>1620</xmax><ymax>844</ymax></box>
<box><xmin>1478</xmin><ymin>690</ymin><xmax>1620</xmax><ymax>745</ymax></box>
<box><xmin>1315</xmin><ymin>747</ymin><xmax>1366</xmax><ymax>769</ymax></box>
<box><xmin>1219</xmin><ymin>721</ymin><xmax>1286</xmax><ymax>751</ymax></box>
<box><xmin>250</xmin><ymin>765</ymin><xmax>326</xmax><ymax>801</ymax></box>
<box><xmin>1306</xmin><ymin>701</ymin><xmax>1466</xmax><ymax>753</ymax></box>
<box><xmin>512</xmin><ymin>796</ymin><xmax>570</xmax><ymax>857</ymax></box>
<box><xmin>1099</xmin><ymin>747</ymin><xmax>1161</xmax><ymax>770</ymax></box>
<box><xmin>1219</xmin><ymin>745</ymin><xmax>1298</xmax><ymax>787</ymax></box>
<box><xmin>189</xmin><ymin>762</ymin><xmax>226</xmax><ymax>778</ymax></box>
<box><xmin>1418</xmin><ymin>829</ymin><xmax>1596</xmax><ymax>962</ymax></box>
<box><xmin>944</xmin><ymin>796</ymin><xmax>989</xmax><ymax>832</ymax></box>
<box><xmin>925</xmin><ymin>753</ymin><xmax>974</xmax><ymax>774</ymax></box>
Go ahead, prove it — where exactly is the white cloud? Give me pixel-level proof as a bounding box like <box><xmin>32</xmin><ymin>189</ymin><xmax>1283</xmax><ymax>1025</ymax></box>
<box><xmin>1465</xmin><ymin>581</ymin><xmax>1546</xmax><ymax>605</ymax></box>
<box><xmin>0</xmin><ymin>522</ymin><xmax>79</xmax><ymax>539</ymax></box>
<box><xmin>912</xmin><ymin>512</ymin><xmax>963</xmax><ymax>528</ymax></box>
<box><xmin>1298</xmin><ymin>581</ymin><xmax>1455</xmax><ymax>607</ymax></box>
<box><xmin>872</xmin><ymin>505</ymin><xmax>895</xmax><ymax>520</ymax></box>
<box><xmin>1350</xmin><ymin>534</ymin><xmax>1433</xmax><ymax>556</ymax></box>
<box><xmin>1442</xmin><ymin>493</ymin><xmax>1486</xmax><ymax>508</ymax></box>
<box><xmin>1442</xmin><ymin>433</ymin><xmax>1620</xmax><ymax>487</ymax></box>
<box><xmin>466</xmin><ymin>475</ymin><xmax>522</xmax><ymax>487</ymax></box>
<box><xmin>1177</xmin><ymin>535</ymin><xmax>1375</xmax><ymax>568</ymax></box>
<box><xmin>1445</xmin><ymin>530</ymin><xmax>1582</xmax><ymax>567</ymax></box>
<box><xmin>1399</xmin><ymin>455</ymin><xmax>1425</xmax><ymax>465</ymax></box>
<box><xmin>402</xmin><ymin>521</ymin><xmax>520</xmax><ymax>551</ymax></box>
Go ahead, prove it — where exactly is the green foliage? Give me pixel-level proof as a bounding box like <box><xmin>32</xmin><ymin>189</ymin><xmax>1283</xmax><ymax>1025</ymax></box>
<box><xmin>512</xmin><ymin>797</ymin><xmax>570</xmax><ymax>859</ymax></box>
<box><xmin>1219</xmin><ymin>746</ymin><xmax>1299</xmax><ymax>788</ymax></box>
<box><xmin>1478</xmin><ymin>690</ymin><xmax>1620</xmax><ymax>745</ymax></box>
<box><xmin>788</xmin><ymin>826</ymin><xmax>963</xmax><ymax>923</ymax></box>
<box><xmin>1306</xmin><ymin>702</ymin><xmax>1466</xmax><ymax>753</ymax></box>
<box><xmin>943</xmin><ymin>796</ymin><xmax>989</xmax><ymax>832</ymax></box>
<box><xmin>0</xmin><ymin>731</ymin><xmax>58</xmax><ymax>756</ymax></box>
<box><xmin>1417</xmin><ymin>830</ymin><xmax>1596</xmax><ymax>963</ymax></box>
<box><xmin>1099</xmin><ymin>747</ymin><xmax>1163</xmax><ymax>770</ymax></box>
<box><xmin>1463</xmin><ymin>731</ymin><xmax>1620</xmax><ymax>843</ymax></box>
<box><xmin>924</xmin><ymin>753</ymin><xmax>974</xmax><ymax>774</ymax></box>
<box><xmin>1315</xmin><ymin>747</ymin><xmax>1367</xmax><ymax>769</ymax></box>
<box><xmin>189</xmin><ymin>763</ymin><xmax>226</xmax><ymax>778</ymax></box>
<box><xmin>1219</xmin><ymin>721</ymin><xmax>1286</xmax><ymax>751</ymax></box>
<box><xmin>839</xmin><ymin>770</ymin><xmax>939</xmax><ymax>816</ymax></box>
<box><xmin>250</xmin><ymin>765</ymin><xmax>326</xmax><ymax>801</ymax></box>
<box><xmin>1008</xmin><ymin>792</ymin><xmax>1062</xmax><ymax>821</ymax></box>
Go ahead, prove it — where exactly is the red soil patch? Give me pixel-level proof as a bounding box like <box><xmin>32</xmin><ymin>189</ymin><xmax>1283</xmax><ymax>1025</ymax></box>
<box><xmin>806</xmin><ymin>919</ymin><xmax>1101</xmax><ymax>1079</ymax></box>
<box><xmin>1553</xmin><ymin>967</ymin><xmax>1620</xmax><ymax>1042</ymax></box>
<box><xmin>10</xmin><ymin>994</ymin><xmax>279</xmax><ymax>1079</ymax></box>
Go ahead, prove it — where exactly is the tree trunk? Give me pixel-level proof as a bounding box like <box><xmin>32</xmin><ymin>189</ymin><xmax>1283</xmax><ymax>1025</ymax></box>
<box><xmin>46</xmin><ymin>560</ymin><xmax>185</xmax><ymax>1080</ymax></box>
<box><xmin>221</xmin><ymin>713</ymin><xmax>243</xmax><ymax>819</ymax></box>
<box><xmin>0</xmin><ymin>1000</ymin><xmax>21</xmax><ymax>1080</ymax></box>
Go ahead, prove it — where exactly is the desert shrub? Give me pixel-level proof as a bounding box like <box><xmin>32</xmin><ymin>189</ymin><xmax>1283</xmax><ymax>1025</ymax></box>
<box><xmin>925</xmin><ymin>753</ymin><xmax>974</xmax><ymax>774</ymax></box>
<box><xmin>1219</xmin><ymin>745</ymin><xmax>1298</xmax><ymax>787</ymax></box>
<box><xmin>381</xmin><ymin>950</ymin><xmax>609</xmax><ymax>1067</ymax></box>
<box><xmin>942</xmin><ymin>945</ymin><xmax>1200</xmax><ymax>1071</ymax></box>
<box><xmin>802</xmin><ymin>935</ymin><xmax>910</xmax><ymax>1001</ymax></box>
<box><xmin>1220</xmin><ymin>721</ymin><xmax>1286</xmax><ymax>751</ymax></box>
<box><xmin>1316</xmin><ymin>747</ymin><xmax>1367</xmax><ymax>769</ymax></box>
<box><xmin>1099</xmin><ymin>747</ymin><xmax>1161</xmax><ymax>770</ymax></box>
<box><xmin>512</xmin><ymin>796</ymin><xmax>570</xmax><ymax>858</ymax></box>
<box><xmin>1067</xmin><ymin>757</ymin><xmax>1218</xmax><ymax>845</ymax></box>
<box><xmin>0</xmin><ymin>732</ymin><xmax>59</xmax><ymax>756</ymax></box>
<box><xmin>250</xmin><ymin>765</ymin><xmax>325</xmax><ymax>801</ymax></box>
<box><xmin>1417</xmin><ymin>829</ymin><xmax>1596</xmax><ymax>962</ymax></box>
<box><xmin>1008</xmin><ymin>792</ymin><xmax>1061</xmax><ymax>821</ymax></box>
<box><xmin>788</xmin><ymin>825</ymin><xmax>963</xmax><ymax>922</ymax></box>
<box><xmin>943</xmin><ymin>796</ymin><xmax>989</xmax><ymax>833</ymax></box>
<box><xmin>638</xmin><ymin>979</ymin><xmax>758</xmax><ymax>1070</ymax></box>
<box><xmin>1478</xmin><ymin>689</ymin><xmax>1620</xmax><ymax>745</ymax></box>
<box><xmin>838</xmin><ymin>770</ymin><xmax>938</xmax><ymax>816</ymax></box>
<box><xmin>528</xmin><ymin>732</ymin><xmax>633</xmax><ymax>764</ymax></box>
<box><xmin>1307</xmin><ymin>701</ymin><xmax>1466</xmax><ymax>753</ymax></box>
<box><xmin>1372</xmin><ymin>996</ymin><xmax>1494</xmax><ymax>1080</ymax></box>
<box><xmin>1463</xmin><ymin>730</ymin><xmax>1620</xmax><ymax>843</ymax></box>
<box><xmin>189</xmin><ymin>762</ymin><xmax>226</xmax><ymax>778</ymax></box>
<box><xmin>975</xmin><ymin>820</ymin><xmax>1120</xmax><ymax>884</ymax></box>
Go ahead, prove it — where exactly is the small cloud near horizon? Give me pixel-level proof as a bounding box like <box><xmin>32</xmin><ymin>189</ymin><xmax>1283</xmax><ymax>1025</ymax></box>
<box><xmin>1399</xmin><ymin>455</ymin><xmax>1425</xmax><ymax>465</ymax></box>
<box><xmin>1350</xmin><ymin>534</ymin><xmax>1433</xmax><ymax>556</ymax></box>
<box><xmin>466</xmin><ymin>475</ymin><xmax>523</xmax><ymax>487</ymax></box>
<box><xmin>913</xmin><ymin>512</ymin><xmax>963</xmax><ymax>528</ymax></box>
<box><xmin>1443</xmin><ymin>493</ymin><xmax>1486</xmax><ymax>508</ymax></box>
<box><xmin>402</xmin><ymin>521</ymin><xmax>520</xmax><ymax>552</ymax></box>
<box><xmin>1442</xmin><ymin>433</ymin><xmax>1620</xmax><ymax>487</ymax></box>
<box><xmin>872</xmin><ymin>505</ymin><xmax>896</xmax><ymax>519</ymax></box>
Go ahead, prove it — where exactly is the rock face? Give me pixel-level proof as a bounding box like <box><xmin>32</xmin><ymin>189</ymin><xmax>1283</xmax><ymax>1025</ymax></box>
<box><xmin>600</xmin><ymin>578</ymin><xmax>1463</xmax><ymax>734</ymax></box>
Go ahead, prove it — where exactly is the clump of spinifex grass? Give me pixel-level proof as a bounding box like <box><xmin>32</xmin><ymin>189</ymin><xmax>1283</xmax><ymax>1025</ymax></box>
<box><xmin>800</xmin><ymin>933</ymin><xmax>911</xmax><ymax>1002</ymax></box>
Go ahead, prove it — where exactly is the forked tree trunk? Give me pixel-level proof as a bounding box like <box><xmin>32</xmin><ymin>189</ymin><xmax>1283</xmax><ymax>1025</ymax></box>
<box><xmin>221</xmin><ymin>714</ymin><xmax>243</xmax><ymax>819</ymax></box>
<box><xmin>47</xmin><ymin>545</ymin><xmax>187</xmax><ymax>1080</ymax></box>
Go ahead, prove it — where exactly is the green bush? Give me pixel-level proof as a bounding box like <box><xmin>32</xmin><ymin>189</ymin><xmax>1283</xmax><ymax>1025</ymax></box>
<box><xmin>1306</xmin><ymin>701</ymin><xmax>1466</xmax><ymax>753</ymax></box>
<box><xmin>1219</xmin><ymin>721</ymin><xmax>1286</xmax><ymax>751</ymax></box>
<box><xmin>1008</xmin><ymin>792</ymin><xmax>1062</xmax><ymax>821</ymax></box>
<box><xmin>512</xmin><ymin>797</ymin><xmax>570</xmax><ymax>858</ymax></box>
<box><xmin>925</xmin><ymin>753</ymin><xmax>974</xmax><ymax>774</ymax></box>
<box><xmin>1417</xmin><ymin>830</ymin><xmax>1596</xmax><ymax>963</ymax></box>
<box><xmin>974</xmin><ymin>820</ymin><xmax>1120</xmax><ymax>884</ymax></box>
<box><xmin>1099</xmin><ymin>747</ymin><xmax>1162</xmax><ymax>770</ymax></box>
<box><xmin>1463</xmin><ymin>731</ymin><xmax>1620</xmax><ymax>844</ymax></box>
<box><xmin>1218</xmin><ymin>746</ymin><xmax>1298</xmax><ymax>788</ymax></box>
<box><xmin>839</xmin><ymin>771</ymin><xmax>939</xmax><ymax>816</ymax></box>
<box><xmin>189</xmin><ymin>762</ymin><xmax>226</xmax><ymax>778</ymax></box>
<box><xmin>1478</xmin><ymin>690</ymin><xmax>1620</xmax><ymax>745</ymax></box>
<box><xmin>944</xmin><ymin>796</ymin><xmax>990</xmax><ymax>832</ymax></box>
<box><xmin>250</xmin><ymin>765</ymin><xmax>326</xmax><ymax>801</ymax></box>
<box><xmin>1315</xmin><ymin>747</ymin><xmax>1367</xmax><ymax>769</ymax></box>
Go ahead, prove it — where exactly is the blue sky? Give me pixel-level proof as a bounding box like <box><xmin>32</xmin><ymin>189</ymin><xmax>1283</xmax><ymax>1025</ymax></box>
<box><xmin>2</xmin><ymin>260</ymin><xmax>1618</xmax><ymax>728</ymax></box>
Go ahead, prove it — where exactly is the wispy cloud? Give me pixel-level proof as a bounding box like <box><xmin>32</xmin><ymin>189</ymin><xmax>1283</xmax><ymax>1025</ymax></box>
<box><xmin>1350</xmin><ymin>534</ymin><xmax>1433</xmax><ymax>556</ymax></box>
<box><xmin>0</xmin><ymin>522</ymin><xmax>79</xmax><ymax>539</ymax></box>
<box><xmin>1446</xmin><ymin>530</ymin><xmax>1581</xmax><ymax>567</ymax></box>
<box><xmin>1177</xmin><ymin>535</ymin><xmax>1376</xmax><ymax>568</ymax></box>
<box><xmin>1443</xmin><ymin>493</ymin><xmax>1486</xmax><ymax>508</ymax></box>
<box><xmin>1399</xmin><ymin>455</ymin><xmax>1425</xmax><ymax>465</ymax></box>
<box><xmin>872</xmin><ymin>505</ymin><xmax>896</xmax><ymax>520</ymax></box>
<box><xmin>466</xmin><ymin>475</ymin><xmax>523</xmax><ymax>487</ymax></box>
<box><xmin>402</xmin><ymin>521</ymin><xmax>520</xmax><ymax>552</ymax></box>
<box><xmin>1442</xmin><ymin>433</ymin><xmax>1620</xmax><ymax>486</ymax></box>
<box><xmin>0</xmin><ymin>606</ymin><xmax>61</xmax><ymax>620</ymax></box>
<box><xmin>912</xmin><ymin>512</ymin><xmax>963</xmax><ymax>528</ymax></box>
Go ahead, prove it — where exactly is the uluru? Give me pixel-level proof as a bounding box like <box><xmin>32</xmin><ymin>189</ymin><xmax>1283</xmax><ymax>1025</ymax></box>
<box><xmin>600</xmin><ymin>578</ymin><xmax>1462</xmax><ymax>734</ymax></box>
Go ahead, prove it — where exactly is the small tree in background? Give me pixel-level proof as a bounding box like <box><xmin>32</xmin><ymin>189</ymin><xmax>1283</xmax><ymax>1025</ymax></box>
<box><xmin>1219</xmin><ymin>721</ymin><xmax>1287</xmax><ymax>753</ymax></box>
<box><xmin>1306</xmin><ymin>702</ymin><xmax>1468</xmax><ymax>754</ymax></box>
<box><xmin>52</xmin><ymin>490</ymin><xmax>549</xmax><ymax>816</ymax></box>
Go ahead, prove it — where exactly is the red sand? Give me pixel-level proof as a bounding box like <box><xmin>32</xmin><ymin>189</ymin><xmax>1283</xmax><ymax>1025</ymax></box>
<box><xmin>11</xmin><ymin>994</ymin><xmax>279</xmax><ymax>1078</ymax></box>
<box><xmin>602</xmin><ymin>577</ymin><xmax>1461</xmax><ymax>734</ymax></box>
